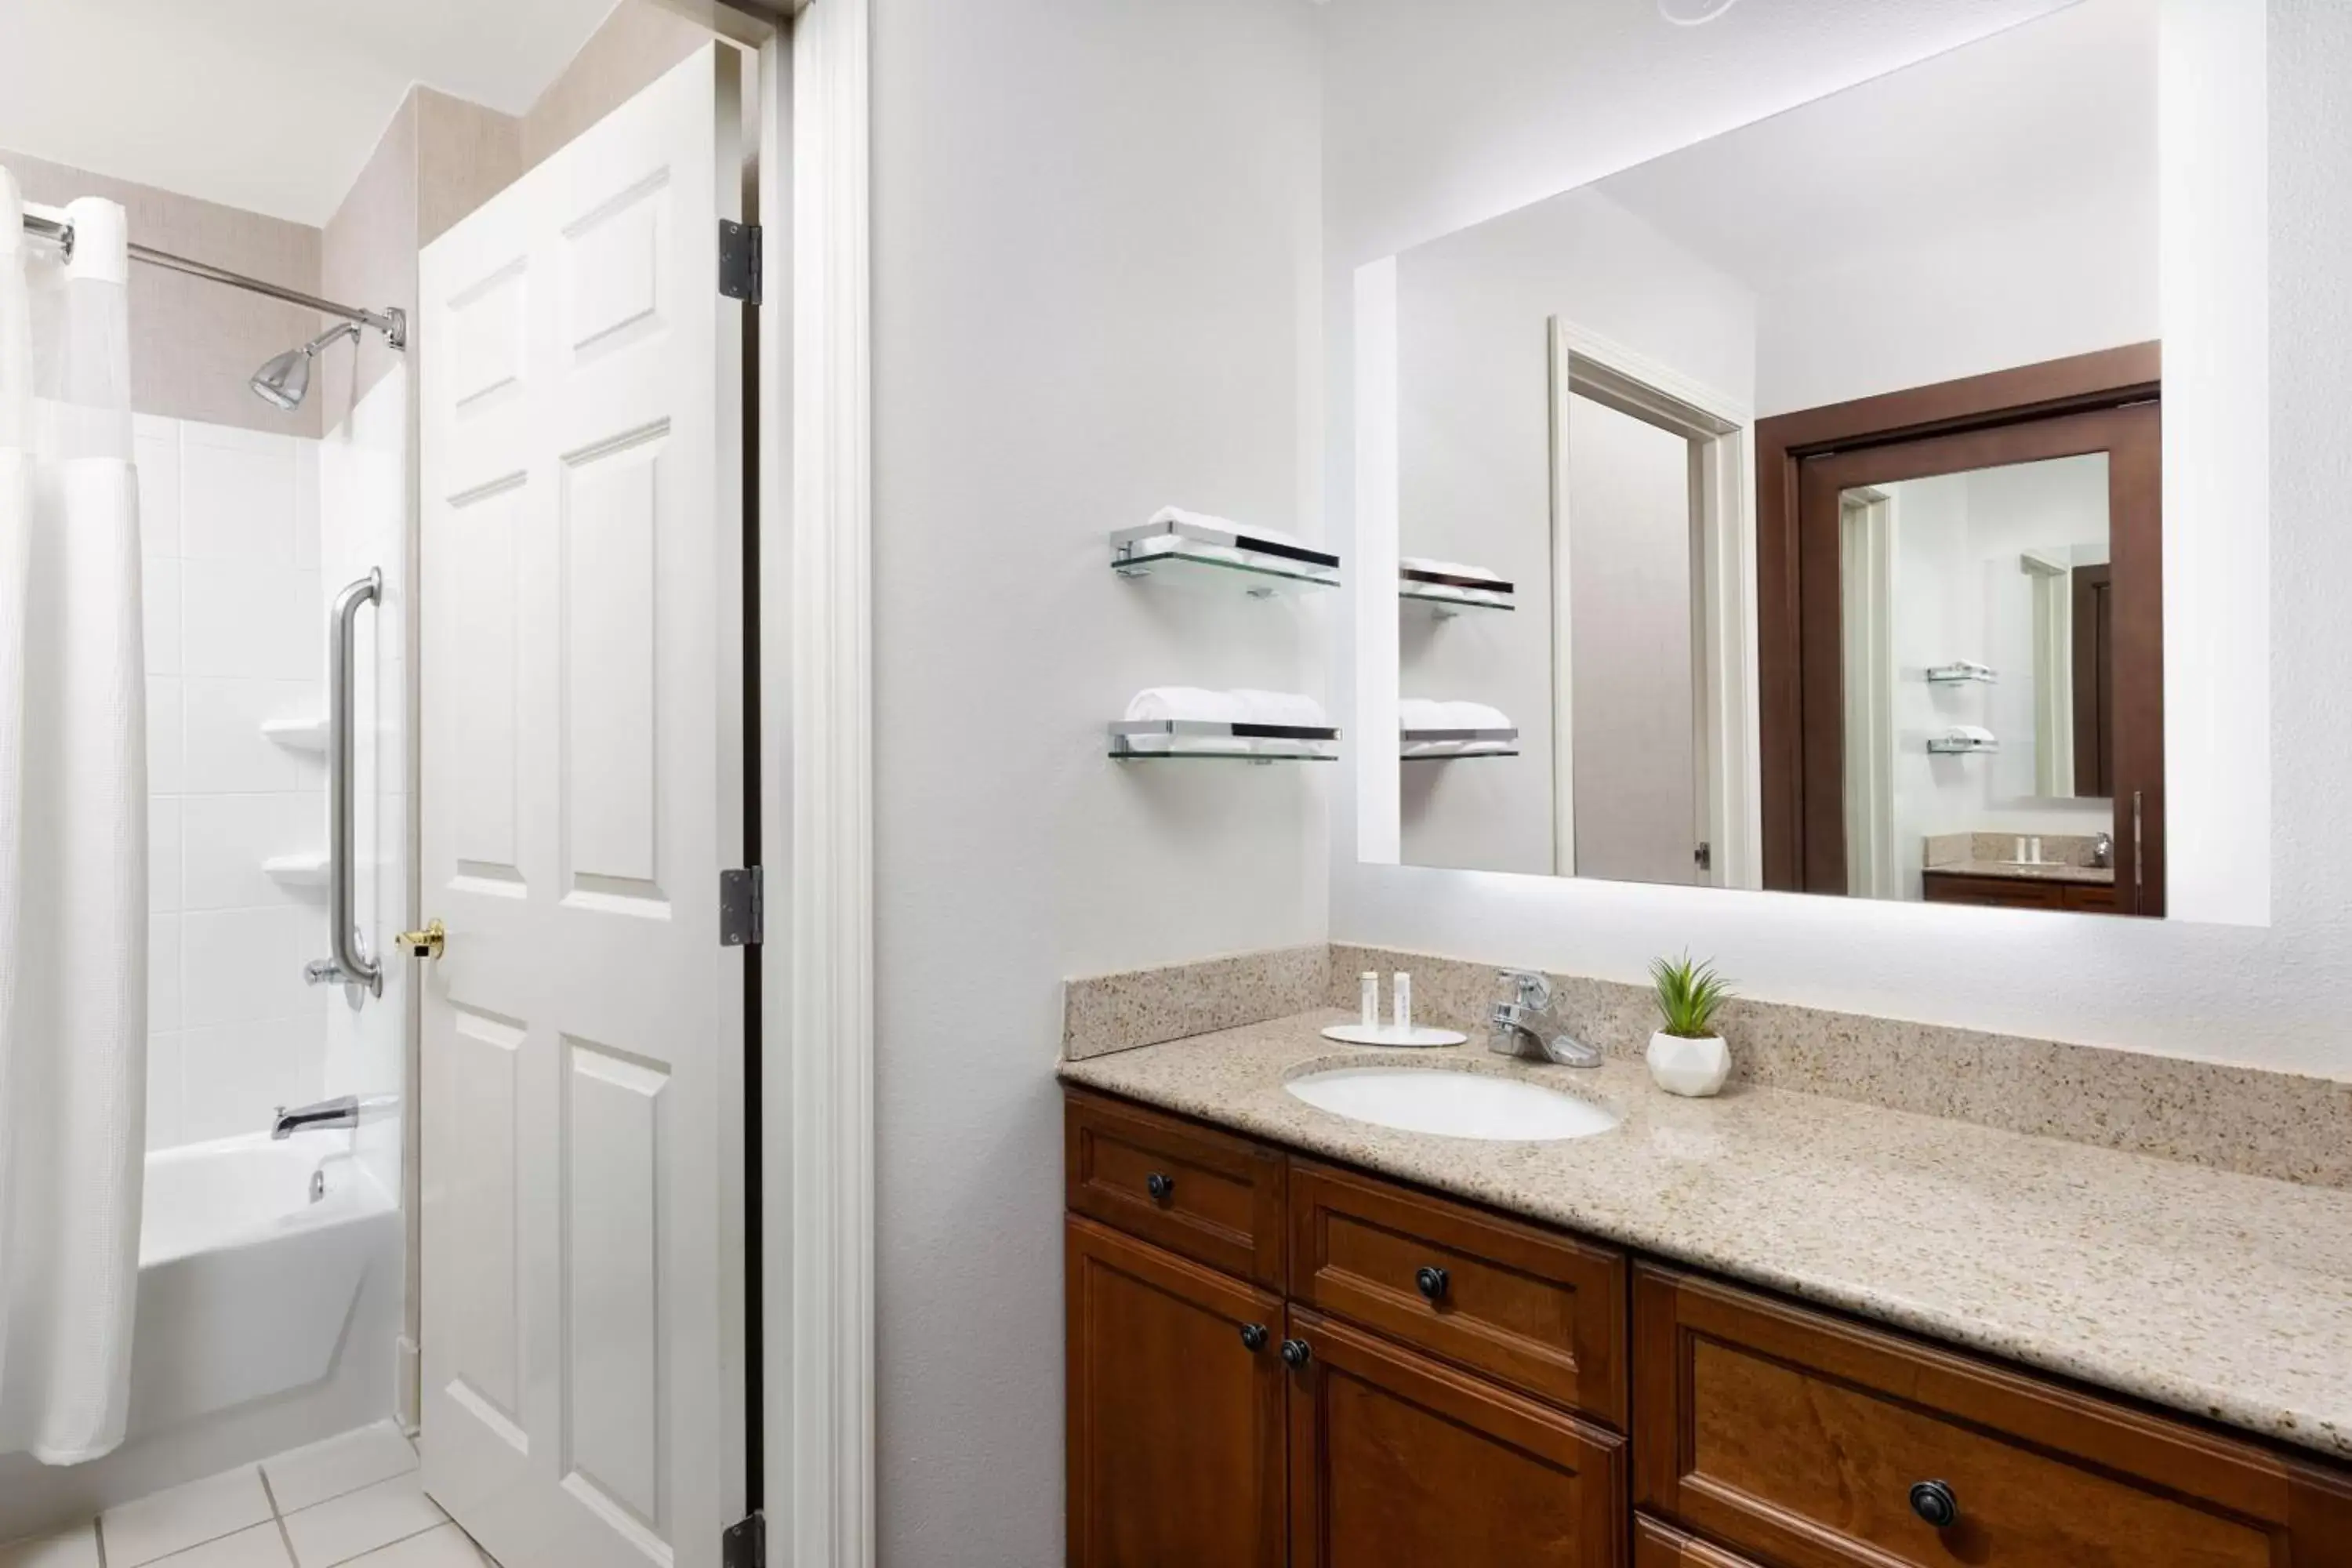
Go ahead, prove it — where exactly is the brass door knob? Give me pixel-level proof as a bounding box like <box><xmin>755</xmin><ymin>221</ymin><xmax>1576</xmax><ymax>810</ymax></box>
<box><xmin>397</xmin><ymin>919</ymin><xmax>446</xmax><ymax>960</ymax></box>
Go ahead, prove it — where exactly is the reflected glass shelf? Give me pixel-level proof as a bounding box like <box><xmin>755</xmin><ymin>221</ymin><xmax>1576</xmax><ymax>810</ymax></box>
<box><xmin>1110</xmin><ymin>719</ymin><xmax>1340</xmax><ymax>762</ymax></box>
<box><xmin>1926</xmin><ymin>662</ymin><xmax>1997</xmax><ymax>684</ymax></box>
<box><xmin>1111</xmin><ymin>522</ymin><xmax>1340</xmax><ymax>596</ymax></box>
<box><xmin>1927</xmin><ymin>734</ymin><xmax>1999</xmax><ymax>754</ymax></box>
<box><xmin>1401</xmin><ymin>727</ymin><xmax>1520</xmax><ymax>759</ymax></box>
<box><xmin>1400</xmin><ymin>565</ymin><xmax>1515</xmax><ymax>615</ymax></box>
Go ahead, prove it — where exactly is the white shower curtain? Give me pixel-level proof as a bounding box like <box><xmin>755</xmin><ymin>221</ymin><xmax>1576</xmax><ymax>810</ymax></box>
<box><xmin>0</xmin><ymin>172</ymin><xmax>147</xmax><ymax>1464</ymax></box>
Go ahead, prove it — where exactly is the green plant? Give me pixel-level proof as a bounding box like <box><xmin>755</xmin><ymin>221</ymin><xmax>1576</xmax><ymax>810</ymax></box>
<box><xmin>1650</xmin><ymin>953</ymin><xmax>1734</xmax><ymax>1039</ymax></box>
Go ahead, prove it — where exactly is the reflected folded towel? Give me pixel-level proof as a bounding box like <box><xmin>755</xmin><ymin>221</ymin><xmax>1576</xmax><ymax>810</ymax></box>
<box><xmin>1400</xmin><ymin>698</ymin><xmax>1512</xmax><ymax>734</ymax></box>
<box><xmin>1149</xmin><ymin>506</ymin><xmax>1301</xmax><ymax>547</ymax></box>
<box><xmin>1124</xmin><ymin>686</ymin><xmax>1242</xmax><ymax>724</ymax></box>
<box><xmin>1941</xmin><ymin>724</ymin><xmax>1996</xmax><ymax>745</ymax></box>
<box><xmin>1399</xmin><ymin>555</ymin><xmax>1508</xmax><ymax>585</ymax></box>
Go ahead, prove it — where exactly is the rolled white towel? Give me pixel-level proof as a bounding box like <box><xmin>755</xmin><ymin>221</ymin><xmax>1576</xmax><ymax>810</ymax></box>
<box><xmin>1230</xmin><ymin>689</ymin><xmax>1330</xmax><ymax>731</ymax></box>
<box><xmin>1398</xmin><ymin>697</ymin><xmax>1452</xmax><ymax>731</ymax></box>
<box><xmin>1400</xmin><ymin>554</ymin><xmax>1508</xmax><ymax>585</ymax></box>
<box><xmin>1149</xmin><ymin>506</ymin><xmax>1301</xmax><ymax>547</ymax></box>
<box><xmin>1125</xmin><ymin>686</ymin><xmax>1242</xmax><ymax>724</ymax></box>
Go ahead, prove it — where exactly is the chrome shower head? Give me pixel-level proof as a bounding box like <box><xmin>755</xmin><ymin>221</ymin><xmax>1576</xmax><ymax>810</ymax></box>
<box><xmin>249</xmin><ymin>321</ymin><xmax>362</xmax><ymax>410</ymax></box>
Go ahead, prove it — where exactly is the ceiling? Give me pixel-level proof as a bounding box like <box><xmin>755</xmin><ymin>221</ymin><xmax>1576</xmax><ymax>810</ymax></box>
<box><xmin>0</xmin><ymin>0</ymin><xmax>622</xmax><ymax>225</ymax></box>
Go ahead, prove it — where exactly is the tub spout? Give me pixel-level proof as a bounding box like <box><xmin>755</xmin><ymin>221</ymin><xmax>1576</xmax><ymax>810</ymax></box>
<box><xmin>270</xmin><ymin>1096</ymin><xmax>361</xmax><ymax>1140</ymax></box>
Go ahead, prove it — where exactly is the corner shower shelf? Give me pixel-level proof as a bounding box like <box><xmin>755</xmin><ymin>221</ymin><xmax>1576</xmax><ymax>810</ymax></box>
<box><xmin>1110</xmin><ymin>521</ymin><xmax>1341</xmax><ymax>596</ymax></box>
<box><xmin>1401</xmin><ymin>727</ymin><xmax>1521</xmax><ymax>759</ymax></box>
<box><xmin>261</xmin><ymin>717</ymin><xmax>329</xmax><ymax>753</ymax></box>
<box><xmin>263</xmin><ymin>853</ymin><xmax>329</xmax><ymax>888</ymax></box>
<box><xmin>1926</xmin><ymin>662</ymin><xmax>1997</xmax><ymax>685</ymax></box>
<box><xmin>1109</xmin><ymin>720</ymin><xmax>1340</xmax><ymax>763</ymax></box>
<box><xmin>1399</xmin><ymin>566</ymin><xmax>1515</xmax><ymax>615</ymax></box>
<box><xmin>1927</xmin><ymin>733</ymin><xmax>1999</xmax><ymax>755</ymax></box>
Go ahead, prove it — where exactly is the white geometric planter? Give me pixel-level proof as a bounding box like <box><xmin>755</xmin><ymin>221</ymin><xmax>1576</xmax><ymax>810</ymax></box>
<box><xmin>1646</xmin><ymin>1031</ymin><xmax>1731</xmax><ymax>1098</ymax></box>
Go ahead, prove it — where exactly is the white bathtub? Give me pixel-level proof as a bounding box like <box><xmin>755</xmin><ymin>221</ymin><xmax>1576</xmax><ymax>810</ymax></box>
<box><xmin>126</xmin><ymin>1133</ymin><xmax>398</xmax><ymax>1435</ymax></box>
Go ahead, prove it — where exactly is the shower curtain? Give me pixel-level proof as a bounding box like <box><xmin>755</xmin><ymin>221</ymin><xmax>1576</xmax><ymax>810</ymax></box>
<box><xmin>0</xmin><ymin>172</ymin><xmax>147</xmax><ymax>1464</ymax></box>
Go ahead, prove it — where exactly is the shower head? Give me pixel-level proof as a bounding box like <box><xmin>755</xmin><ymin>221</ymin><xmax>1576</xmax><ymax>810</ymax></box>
<box><xmin>250</xmin><ymin>321</ymin><xmax>362</xmax><ymax>410</ymax></box>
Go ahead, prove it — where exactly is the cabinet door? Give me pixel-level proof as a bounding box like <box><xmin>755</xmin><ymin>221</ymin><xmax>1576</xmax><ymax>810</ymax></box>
<box><xmin>1288</xmin><ymin>1307</ymin><xmax>1627</xmax><ymax>1568</ymax></box>
<box><xmin>1066</xmin><ymin>1216</ymin><xmax>1286</xmax><ymax>1568</ymax></box>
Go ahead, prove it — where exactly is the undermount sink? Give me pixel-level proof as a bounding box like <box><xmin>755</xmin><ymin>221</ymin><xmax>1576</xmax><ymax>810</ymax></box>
<box><xmin>1285</xmin><ymin>1065</ymin><xmax>1619</xmax><ymax>1142</ymax></box>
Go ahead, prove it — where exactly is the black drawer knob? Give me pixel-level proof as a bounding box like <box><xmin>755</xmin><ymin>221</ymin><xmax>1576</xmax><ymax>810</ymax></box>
<box><xmin>1909</xmin><ymin>1479</ymin><xmax>1958</xmax><ymax>1529</ymax></box>
<box><xmin>1240</xmin><ymin>1323</ymin><xmax>1269</xmax><ymax>1352</ymax></box>
<box><xmin>1414</xmin><ymin>1265</ymin><xmax>1450</xmax><ymax>1303</ymax></box>
<box><xmin>1279</xmin><ymin>1338</ymin><xmax>1312</xmax><ymax>1369</ymax></box>
<box><xmin>1145</xmin><ymin>1171</ymin><xmax>1174</xmax><ymax>1202</ymax></box>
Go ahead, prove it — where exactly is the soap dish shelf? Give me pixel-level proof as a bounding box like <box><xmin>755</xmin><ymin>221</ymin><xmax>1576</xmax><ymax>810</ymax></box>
<box><xmin>1109</xmin><ymin>720</ymin><xmax>1340</xmax><ymax>763</ymax></box>
<box><xmin>1110</xmin><ymin>521</ymin><xmax>1341</xmax><ymax>596</ymax></box>
<box><xmin>1927</xmin><ymin>734</ymin><xmax>1999</xmax><ymax>754</ymax></box>
<box><xmin>260</xmin><ymin>717</ymin><xmax>329</xmax><ymax>753</ymax></box>
<box><xmin>262</xmin><ymin>852</ymin><xmax>329</xmax><ymax>888</ymax></box>
<box><xmin>1399</xmin><ymin>566</ymin><xmax>1515</xmax><ymax>616</ymax></box>
<box><xmin>1401</xmin><ymin>727</ymin><xmax>1520</xmax><ymax>759</ymax></box>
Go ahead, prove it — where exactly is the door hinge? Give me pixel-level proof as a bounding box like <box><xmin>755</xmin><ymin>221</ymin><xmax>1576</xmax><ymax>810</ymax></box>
<box><xmin>1693</xmin><ymin>841</ymin><xmax>1713</xmax><ymax>873</ymax></box>
<box><xmin>720</xmin><ymin>866</ymin><xmax>764</xmax><ymax>946</ymax></box>
<box><xmin>721</xmin><ymin>1512</ymin><xmax>764</xmax><ymax>1568</ymax></box>
<box><xmin>719</xmin><ymin>220</ymin><xmax>763</xmax><ymax>305</ymax></box>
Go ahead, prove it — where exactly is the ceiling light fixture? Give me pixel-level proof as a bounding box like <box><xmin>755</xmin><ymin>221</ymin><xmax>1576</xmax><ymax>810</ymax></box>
<box><xmin>1659</xmin><ymin>0</ymin><xmax>1744</xmax><ymax>24</ymax></box>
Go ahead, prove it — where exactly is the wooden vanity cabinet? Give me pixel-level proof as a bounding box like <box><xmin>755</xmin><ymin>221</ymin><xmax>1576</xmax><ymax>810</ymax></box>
<box><xmin>1065</xmin><ymin>1089</ymin><xmax>2352</xmax><ymax>1568</ymax></box>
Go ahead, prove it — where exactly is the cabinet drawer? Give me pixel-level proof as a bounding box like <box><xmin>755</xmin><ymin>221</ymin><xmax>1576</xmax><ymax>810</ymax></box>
<box><xmin>1065</xmin><ymin>1091</ymin><xmax>1285</xmax><ymax>1287</ymax></box>
<box><xmin>1289</xmin><ymin>1159</ymin><xmax>1627</xmax><ymax>1428</ymax></box>
<box><xmin>1920</xmin><ymin>872</ymin><xmax>2066</xmax><ymax>909</ymax></box>
<box><xmin>1632</xmin><ymin>1265</ymin><xmax>2352</xmax><ymax>1568</ymax></box>
<box><xmin>1634</xmin><ymin>1517</ymin><xmax>1766</xmax><ymax>1568</ymax></box>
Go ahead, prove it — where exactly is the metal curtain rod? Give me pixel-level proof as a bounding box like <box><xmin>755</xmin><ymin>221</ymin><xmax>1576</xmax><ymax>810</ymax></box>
<box><xmin>20</xmin><ymin>211</ymin><xmax>406</xmax><ymax>350</ymax></box>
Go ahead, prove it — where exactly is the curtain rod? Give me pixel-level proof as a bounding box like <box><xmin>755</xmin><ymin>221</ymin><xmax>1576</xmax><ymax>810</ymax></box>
<box><xmin>20</xmin><ymin>211</ymin><xmax>405</xmax><ymax>350</ymax></box>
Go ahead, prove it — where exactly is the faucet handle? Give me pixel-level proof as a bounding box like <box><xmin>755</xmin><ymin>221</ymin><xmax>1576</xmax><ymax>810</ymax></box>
<box><xmin>1497</xmin><ymin>968</ymin><xmax>1552</xmax><ymax>1009</ymax></box>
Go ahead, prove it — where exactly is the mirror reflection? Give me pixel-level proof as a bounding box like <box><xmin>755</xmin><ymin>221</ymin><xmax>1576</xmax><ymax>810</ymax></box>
<box><xmin>1376</xmin><ymin>0</ymin><xmax>2164</xmax><ymax>915</ymax></box>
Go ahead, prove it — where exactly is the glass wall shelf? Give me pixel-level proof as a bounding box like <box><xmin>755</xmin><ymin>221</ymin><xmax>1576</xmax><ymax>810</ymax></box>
<box><xmin>1927</xmin><ymin>733</ymin><xmax>1999</xmax><ymax>754</ymax></box>
<box><xmin>1109</xmin><ymin>720</ymin><xmax>1340</xmax><ymax>762</ymax></box>
<box><xmin>1399</xmin><ymin>565</ymin><xmax>1515</xmax><ymax>615</ymax></box>
<box><xmin>1110</xmin><ymin>521</ymin><xmax>1341</xmax><ymax>595</ymax></box>
<box><xmin>1926</xmin><ymin>662</ymin><xmax>1996</xmax><ymax>684</ymax></box>
<box><xmin>1401</xmin><ymin>727</ymin><xmax>1520</xmax><ymax>759</ymax></box>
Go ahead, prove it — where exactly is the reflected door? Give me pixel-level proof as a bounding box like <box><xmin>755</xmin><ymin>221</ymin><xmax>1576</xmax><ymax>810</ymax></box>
<box><xmin>416</xmin><ymin>44</ymin><xmax>750</xmax><ymax>1568</ymax></box>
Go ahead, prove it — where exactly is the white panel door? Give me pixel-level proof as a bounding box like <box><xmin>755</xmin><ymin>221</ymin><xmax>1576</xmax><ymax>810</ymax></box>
<box><xmin>416</xmin><ymin>44</ymin><xmax>747</xmax><ymax>1568</ymax></box>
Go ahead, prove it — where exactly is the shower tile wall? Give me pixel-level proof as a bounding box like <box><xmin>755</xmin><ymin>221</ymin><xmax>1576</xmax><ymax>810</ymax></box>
<box><xmin>136</xmin><ymin>412</ymin><xmax>330</xmax><ymax>1150</ymax></box>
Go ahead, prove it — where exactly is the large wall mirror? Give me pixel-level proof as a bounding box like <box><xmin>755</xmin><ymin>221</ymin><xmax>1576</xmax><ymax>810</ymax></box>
<box><xmin>1356</xmin><ymin>0</ymin><xmax>2183</xmax><ymax>917</ymax></box>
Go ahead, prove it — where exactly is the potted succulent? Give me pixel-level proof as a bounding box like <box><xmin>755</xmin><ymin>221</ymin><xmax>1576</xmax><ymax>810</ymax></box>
<box><xmin>1646</xmin><ymin>953</ymin><xmax>1734</xmax><ymax>1098</ymax></box>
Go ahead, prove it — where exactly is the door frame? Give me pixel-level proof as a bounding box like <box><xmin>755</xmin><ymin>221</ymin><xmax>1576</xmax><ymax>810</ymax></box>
<box><xmin>1755</xmin><ymin>343</ymin><xmax>2161</xmax><ymax>905</ymax></box>
<box><xmin>1545</xmin><ymin>318</ymin><xmax>1756</xmax><ymax>887</ymax></box>
<box><xmin>765</xmin><ymin>1</ymin><xmax>877</xmax><ymax>1564</ymax></box>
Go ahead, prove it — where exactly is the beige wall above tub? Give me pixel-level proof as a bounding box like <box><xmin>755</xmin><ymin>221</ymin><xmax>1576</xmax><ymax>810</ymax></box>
<box><xmin>2</xmin><ymin>146</ymin><xmax>325</xmax><ymax>438</ymax></box>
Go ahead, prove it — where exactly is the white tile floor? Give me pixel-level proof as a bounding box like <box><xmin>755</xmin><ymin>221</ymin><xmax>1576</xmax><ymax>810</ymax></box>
<box><xmin>0</xmin><ymin>1423</ymin><xmax>498</xmax><ymax>1568</ymax></box>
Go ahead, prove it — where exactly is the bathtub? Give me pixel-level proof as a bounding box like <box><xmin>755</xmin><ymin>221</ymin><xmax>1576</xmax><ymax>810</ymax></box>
<box><xmin>125</xmin><ymin>1133</ymin><xmax>398</xmax><ymax>1435</ymax></box>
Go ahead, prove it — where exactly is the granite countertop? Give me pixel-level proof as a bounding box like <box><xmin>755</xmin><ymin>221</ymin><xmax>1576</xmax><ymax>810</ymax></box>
<box><xmin>1059</xmin><ymin>1011</ymin><xmax>2352</xmax><ymax>1462</ymax></box>
<box><xmin>1926</xmin><ymin>859</ymin><xmax>2116</xmax><ymax>885</ymax></box>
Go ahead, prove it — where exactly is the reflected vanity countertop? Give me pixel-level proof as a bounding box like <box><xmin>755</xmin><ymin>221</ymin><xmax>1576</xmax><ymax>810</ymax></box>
<box><xmin>1058</xmin><ymin>1011</ymin><xmax>2352</xmax><ymax>1462</ymax></box>
<box><xmin>1926</xmin><ymin>858</ymin><xmax>2114</xmax><ymax>884</ymax></box>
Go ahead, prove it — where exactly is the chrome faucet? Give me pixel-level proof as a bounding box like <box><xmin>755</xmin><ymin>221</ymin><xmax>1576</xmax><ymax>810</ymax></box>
<box><xmin>2091</xmin><ymin>831</ymin><xmax>2114</xmax><ymax>869</ymax></box>
<box><xmin>1488</xmin><ymin>970</ymin><xmax>1602</xmax><ymax>1068</ymax></box>
<box><xmin>271</xmin><ymin>1095</ymin><xmax>361</xmax><ymax>1140</ymax></box>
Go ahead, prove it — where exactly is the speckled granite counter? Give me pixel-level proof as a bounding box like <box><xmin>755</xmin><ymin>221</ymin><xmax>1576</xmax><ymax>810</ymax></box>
<box><xmin>1059</xmin><ymin>1011</ymin><xmax>2352</xmax><ymax>1462</ymax></box>
<box><xmin>1923</xmin><ymin>858</ymin><xmax>2114</xmax><ymax>885</ymax></box>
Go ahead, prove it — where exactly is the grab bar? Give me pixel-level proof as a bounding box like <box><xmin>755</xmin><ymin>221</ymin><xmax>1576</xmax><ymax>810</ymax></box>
<box><xmin>327</xmin><ymin>568</ymin><xmax>383</xmax><ymax>996</ymax></box>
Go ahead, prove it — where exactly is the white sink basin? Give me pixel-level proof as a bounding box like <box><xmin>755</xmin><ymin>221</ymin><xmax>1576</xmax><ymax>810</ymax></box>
<box><xmin>1285</xmin><ymin>1066</ymin><xmax>1619</xmax><ymax>1142</ymax></box>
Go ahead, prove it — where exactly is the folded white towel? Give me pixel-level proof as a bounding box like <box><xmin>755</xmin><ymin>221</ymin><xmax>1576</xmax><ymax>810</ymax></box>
<box><xmin>1943</xmin><ymin>724</ymin><xmax>1996</xmax><ymax>744</ymax></box>
<box><xmin>1149</xmin><ymin>506</ymin><xmax>1301</xmax><ymax>546</ymax></box>
<box><xmin>1400</xmin><ymin>698</ymin><xmax>1512</xmax><ymax>734</ymax></box>
<box><xmin>1399</xmin><ymin>555</ymin><xmax>1508</xmax><ymax>585</ymax></box>
<box><xmin>1398</xmin><ymin>697</ymin><xmax>1451</xmax><ymax>731</ymax></box>
<box><xmin>1124</xmin><ymin>686</ymin><xmax>1243</xmax><ymax>724</ymax></box>
<box><xmin>1230</xmin><ymin>689</ymin><xmax>1330</xmax><ymax>730</ymax></box>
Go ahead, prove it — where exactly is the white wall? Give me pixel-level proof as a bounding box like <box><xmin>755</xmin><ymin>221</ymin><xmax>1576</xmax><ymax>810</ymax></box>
<box><xmin>1323</xmin><ymin>0</ymin><xmax>2347</xmax><ymax>1076</ymax></box>
<box><xmin>134</xmin><ymin>413</ymin><xmax>330</xmax><ymax>1152</ymax></box>
<box><xmin>869</xmin><ymin>0</ymin><xmax>1324</xmax><ymax>1559</ymax></box>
